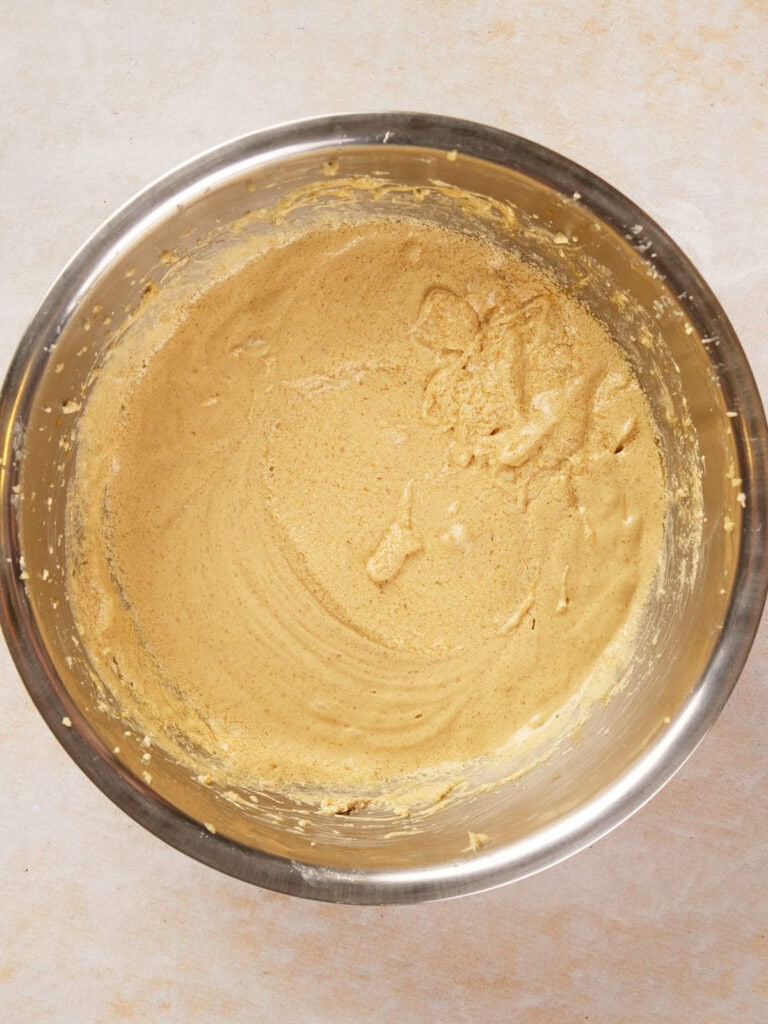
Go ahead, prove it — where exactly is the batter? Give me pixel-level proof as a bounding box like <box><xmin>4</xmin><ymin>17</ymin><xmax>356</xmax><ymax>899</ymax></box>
<box><xmin>66</xmin><ymin>214</ymin><xmax>666</xmax><ymax>805</ymax></box>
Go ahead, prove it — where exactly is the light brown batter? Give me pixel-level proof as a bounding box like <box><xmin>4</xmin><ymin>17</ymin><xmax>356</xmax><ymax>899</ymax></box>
<box><xmin>67</xmin><ymin>214</ymin><xmax>666</xmax><ymax>806</ymax></box>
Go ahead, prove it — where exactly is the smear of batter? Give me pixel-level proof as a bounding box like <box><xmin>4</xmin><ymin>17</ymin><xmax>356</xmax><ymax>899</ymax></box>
<box><xmin>66</xmin><ymin>215</ymin><xmax>666</xmax><ymax>806</ymax></box>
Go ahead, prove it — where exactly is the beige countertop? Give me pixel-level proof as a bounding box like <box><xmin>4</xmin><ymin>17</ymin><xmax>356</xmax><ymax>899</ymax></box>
<box><xmin>2</xmin><ymin>3</ymin><xmax>766</xmax><ymax>1021</ymax></box>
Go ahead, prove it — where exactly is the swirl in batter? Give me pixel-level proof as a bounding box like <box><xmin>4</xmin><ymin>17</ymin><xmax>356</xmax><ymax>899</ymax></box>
<box><xmin>67</xmin><ymin>216</ymin><xmax>666</xmax><ymax>805</ymax></box>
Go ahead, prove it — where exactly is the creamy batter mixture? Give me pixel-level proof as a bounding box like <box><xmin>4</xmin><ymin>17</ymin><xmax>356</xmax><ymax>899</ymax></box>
<box><xmin>67</xmin><ymin>214</ymin><xmax>666</xmax><ymax>804</ymax></box>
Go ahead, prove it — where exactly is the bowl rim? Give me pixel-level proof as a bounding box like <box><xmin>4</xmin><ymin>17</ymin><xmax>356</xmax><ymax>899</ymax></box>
<box><xmin>2</xmin><ymin>111</ymin><xmax>767</xmax><ymax>904</ymax></box>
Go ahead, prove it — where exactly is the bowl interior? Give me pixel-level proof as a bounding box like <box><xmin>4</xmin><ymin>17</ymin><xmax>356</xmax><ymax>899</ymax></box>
<box><xmin>2</xmin><ymin>122</ymin><xmax>759</xmax><ymax>902</ymax></box>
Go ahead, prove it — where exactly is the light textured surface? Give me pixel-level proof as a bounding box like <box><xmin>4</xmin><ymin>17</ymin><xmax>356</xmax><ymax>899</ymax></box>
<box><xmin>1</xmin><ymin>2</ymin><xmax>766</xmax><ymax>1021</ymax></box>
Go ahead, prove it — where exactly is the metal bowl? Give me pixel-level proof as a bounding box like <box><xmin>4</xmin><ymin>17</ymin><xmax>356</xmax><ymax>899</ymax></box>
<box><xmin>2</xmin><ymin>113</ymin><xmax>766</xmax><ymax>904</ymax></box>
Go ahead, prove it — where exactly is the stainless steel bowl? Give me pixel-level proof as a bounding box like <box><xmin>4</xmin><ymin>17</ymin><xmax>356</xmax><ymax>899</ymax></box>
<box><xmin>2</xmin><ymin>113</ymin><xmax>766</xmax><ymax>904</ymax></box>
